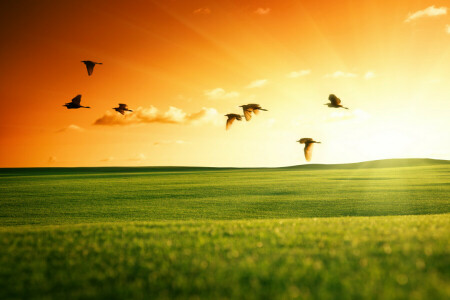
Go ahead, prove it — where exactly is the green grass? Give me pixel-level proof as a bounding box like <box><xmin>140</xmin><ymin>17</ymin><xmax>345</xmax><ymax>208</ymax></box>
<box><xmin>0</xmin><ymin>159</ymin><xmax>449</xmax><ymax>226</ymax></box>
<box><xmin>0</xmin><ymin>159</ymin><xmax>449</xmax><ymax>299</ymax></box>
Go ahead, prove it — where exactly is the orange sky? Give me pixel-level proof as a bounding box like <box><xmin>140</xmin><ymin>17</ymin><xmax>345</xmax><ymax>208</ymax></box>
<box><xmin>0</xmin><ymin>0</ymin><xmax>449</xmax><ymax>167</ymax></box>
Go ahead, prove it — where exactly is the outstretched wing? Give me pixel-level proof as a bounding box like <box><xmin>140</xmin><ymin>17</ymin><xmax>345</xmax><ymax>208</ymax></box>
<box><xmin>119</xmin><ymin>103</ymin><xmax>128</xmax><ymax>109</ymax></box>
<box><xmin>243</xmin><ymin>109</ymin><xmax>252</xmax><ymax>121</ymax></box>
<box><xmin>299</xmin><ymin>138</ymin><xmax>313</xmax><ymax>144</ymax></box>
<box><xmin>226</xmin><ymin>116</ymin><xmax>236</xmax><ymax>130</ymax></box>
<box><xmin>304</xmin><ymin>143</ymin><xmax>314</xmax><ymax>162</ymax></box>
<box><xmin>253</xmin><ymin>108</ymin><xmax>259</xmax><ymax>115</ymax></box>
<box><xmin>71</xmin><ymin>95</ymin><xmax>81</xmax><ymax>105</ymax></box>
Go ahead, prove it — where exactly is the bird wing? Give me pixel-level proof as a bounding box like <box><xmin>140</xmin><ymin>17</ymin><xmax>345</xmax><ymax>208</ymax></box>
<box><xmin>304</xmin><ymin>143</ymin><xmax>314</xmax><ymax>162</ymax></box>
<box><xmin>328</xmin><ymin>94</ymin><xmax>341</xmax><ymax>105</ymax></box>
<box><xmin>253</xmin><ymin>109</ymin><xmax>259</xmax><ymax>115</ymax></box>
<box><xmin>85</xmin><ymin>62</ymin><xmax>95</xmax><ymax>75</ymax></box>
<box><xmin>299</xmin><ymin>138</ymin><xmax>313</xmax><ymax>144</ymax></box>
<box><xmin>119</xmin><ymin>103</ymin><xmax>127</xmax><ymax>109</ymax></box>
<box><xmin>226</xmin><ymin>116</ymin><xmax>236</xmax><ymax>130</ymax></box>
<box><xmin>71</xmin><ymin>95</ymin><xmax>81</xmax><ymax>105</ymax></box>
<box><xmin>243</xmin><ymin>109</ymin><xmax>252</xmax><ymax>121</ymax></box>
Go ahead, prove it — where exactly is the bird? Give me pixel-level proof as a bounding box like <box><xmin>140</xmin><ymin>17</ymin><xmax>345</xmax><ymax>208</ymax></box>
<box><xmin>81</xmin><ymin>60</ymin><xmax>102</xmax><ymax>76</ymax></box>
<box><xmin>224</xmin><ymin>114</ymin><xmax>243</xmax><ymax>130</ymax></box>
<box><xmin>239</xmin><ymin>104</ymin><xmax>268</xmax><ymax>121</ymax></box>
<box><xmin>63</xmin><ymin>95</ymin><xmax>90</xmax><ymax>109</ymax></box>
<box><xmin>325</xmin><ymin>94</ymin><xmax>349</xmax><ymax>109</ymax></box>
<box><xmin>113</xmin><ymin>103</ymin><xmax>133</xmax><ymax>115</ymax></box>
<box><xmin>297</xmin><ymin>138</ymin><xmax>321</xmax><ymax>162</ymax></box>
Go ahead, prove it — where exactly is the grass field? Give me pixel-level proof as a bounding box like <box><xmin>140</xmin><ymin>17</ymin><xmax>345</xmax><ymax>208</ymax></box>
<box><xmin>0</xmin><ymin>158</ymin><xmax>449</xmax><ymax>299</ymax></box>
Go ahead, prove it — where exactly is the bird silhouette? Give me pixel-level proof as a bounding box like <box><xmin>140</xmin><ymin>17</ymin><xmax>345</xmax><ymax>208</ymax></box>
<box><xmin>81</xmin><ymin>60</ymin><xmax>102</xmax><ymax>76</ymax></box>
<box><xmin>325</xmin><ymin>94</ymin><xmax>349</xmax><ymax>109</ymax></box>
<box><xmin>63</xmin><ymin>95</ymin><xmax>90</xmax><ymax>109</ymax></box>
<box><xmin>297</xmin><ymin>138</ymin><xmax>321</xmax><ymax>162</ymax></box>
<box><xmin>239</xmin><ymin>104</ymin><xmax>268</xmax><ymax>121</ymax></box>
<box><xmin>114</xmin><ymin>103</ymin><xmax>133</xmax><ymax>115</ymax></box>
<box><xmin>224</xmin><ymin>114</ymin><xmax>243</xmax><ymax>130</ymax></box>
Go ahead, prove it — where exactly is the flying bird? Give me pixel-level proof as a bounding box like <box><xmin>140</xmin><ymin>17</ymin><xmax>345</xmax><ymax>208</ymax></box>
<box><xmin>297</xmin><ymin>138</ymin><xmax>321</xmax><ymax>162</ymax></box>
<box><xmin>114</xmin><ymin>103</ymin><xmax>133</xmax><ymax>115</ymax></box>
<box><xmin>325</xmin><ymin>94</ymin><xmax>349</xmax><ymax>109</ymax></box>
<box><xmin>63</xmin><ymin>95</ymin><xmax>90</xmax><ymax>109</ymax></box>
<box><xmin>224</xmin><ymin>114</ymin><xmax>243</xmax><ymax>130</ymax></box>
<box><xmin>239</xmin><ymin>104</ymin><xmax>268</xmax><ymax>121</ymax></box>
<box><xmin>81</xmin><ymin>60</ymin><xmax>102</xmax><ymax>76</ymax></box>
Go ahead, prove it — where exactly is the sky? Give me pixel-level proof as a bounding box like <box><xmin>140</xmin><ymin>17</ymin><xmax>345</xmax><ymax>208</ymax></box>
<box><xmin>0</xmin><ymin>0</ymin><xmax>449</xmax><ymax>167</ymax></box>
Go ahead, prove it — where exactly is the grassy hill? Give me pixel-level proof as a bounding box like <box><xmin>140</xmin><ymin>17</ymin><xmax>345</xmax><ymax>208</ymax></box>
<box><xmin>0</xmin><ymin>158</ymin><xmax>448</xmax><ymax>226</ymax></box>
<box><xmin>1</xmin><ymin>158</ymin><xmax>448</xmax><ymax>176</ymax></box>
<box><xmin>0</xmin><ymin>159</ymin><xmax>448</xmax><ymax>299</ymax></box>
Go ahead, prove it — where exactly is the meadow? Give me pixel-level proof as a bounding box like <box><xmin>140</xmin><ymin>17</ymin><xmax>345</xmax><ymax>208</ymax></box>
<box><xmin>0</xmin><ymin>158</ymin><xmax>449</xmax><ymax>299</ymax></box>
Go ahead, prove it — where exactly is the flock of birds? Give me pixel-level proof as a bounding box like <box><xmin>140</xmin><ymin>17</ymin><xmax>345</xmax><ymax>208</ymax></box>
<box><xmin>225</xmin><ymin>94</ymin><xmax>349</xmax><ymax>162</ymax></box>
<box><xmin>65</xmin><ymin>60</ymin><xmax>350</xmax><ymax>162</ymax></box>
<box><xmin>63</xmin><ymin>61</ymin><xmax>134</xmax><ymax>114</ymax></box>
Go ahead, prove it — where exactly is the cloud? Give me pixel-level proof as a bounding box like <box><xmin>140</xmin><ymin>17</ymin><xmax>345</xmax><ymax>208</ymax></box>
<box><xmin>364</xmin><ymin>71</ymin><xmax>376</xmax><ymax>80</ymax></box>
<box><xmin>287</xmin><ymin>70</ymin><xmax>311</xmax><ymax>78</ymax></box>
<box><xmin>129</xmin><ymin>153</ymin><xmax>147</xmax><ymax>161</ymax></box>
<box><xmin>204</xmin><ymin>88</ymin><xmax>239</xmax><ymax>100</ymax></box>
<box><xmin>265</xmin><ymin>118</ymin><xmax>276</xmax><ymax>128</ymax></box>
<box><xmin>56</xmin><ymin>124</ymin><xmax>84</xmax><ymax>133</ymax></box>
<box><xmin>405</xmin><ymin>5</ymin><xmax>447</xmax><ymax>23</ymax></box>
<box><xmin>254</xmin><ymin>8</ymin><xmax>270</xmax><ymax>15</ymax></box>
<box><xmin>100</xmin><ymin>156</ymin><xmax>115</xmax><ymax>162</ymax></box>
<box><xmin>48</xmin><ymin>156</ymin><xmax>57</xmax><ymax>164</ymax></box>
<box><xmin>325</xmin><ymin>109</ymin><xmax>370</xmax><ymax>123</ymax></box>
<box><xmin>193</xmin><ymin>8</ymin><xmax>211</xmax><ymax>15</ymax></box>
<box><xmin>154</xmin><ymin>140</ymin><xmax>187</xmax><ymax>146</ymax></box>
<box><xmin>176</xmin><ymin>94</ymin><xmax>192</xmax><ymax>102</ymax></box>
<box><xmin>446</xmin><ymin>24</ymin><xmax>450</xmax><ymax>34</ymax></box>
<box><xmin>325</xmin><ymin>71</ymin><xmax>358</xmax><ymax>78</ymax></box>
<box><xmin>428</xmin><ymin>78</ymin><xmax>442</xmax><ymax>84</ymax></box>
<box><xmin>94</xmin><ymin>106</ymin><xmax>219</xmax><ymax>126</ymax></box>
<box><xmin>247</xmin><ymin>79</ymin><xmax>268</xmax><ymax>88</ymax></box>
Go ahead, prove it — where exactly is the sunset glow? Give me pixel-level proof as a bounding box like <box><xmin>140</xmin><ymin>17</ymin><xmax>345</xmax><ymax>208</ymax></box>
<box><xmin>0</xmin><ymin>0</ymin><xmax>449</xmax><ymax>167</ymax></box>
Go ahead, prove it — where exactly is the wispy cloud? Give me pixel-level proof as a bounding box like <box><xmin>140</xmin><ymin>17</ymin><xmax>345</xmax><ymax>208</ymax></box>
<box><xmin>247</xmin><ymin>79</ymin><xmax>268</xmax><ymax>88</ymax></box>
<box><xmin>254</xmin><ymin>8</ymin><xmax>270</xmax><ymax>15</ymax></box>
<box><xmin>193</xmin><ymin>8</ymin><xmax>211</xmax><ymax>15</ymax></box>
<box><xmin>264</xmin><ymin>118</ymin><xmax>276</xmax><ymax>128</ymax></box>
<box><xmin>100</xmin><ymin>156</ymin><xmax>115</xmax><ymax>162</ymax></box>
<box><xmin>154</xmin><ymin>140</ymin><xmax>187</xmax><ymax>146</ymax></box>
<box><xmin>129</xmin><ymin>153</ymin><xmax>147</xmax><ymax>161</ymax></box>
<box><xmin>94</xmin><ymin>106</ymin><xmax>219</xmax><ymax>126</ymax></box>
<box><xmin>176</xmin><ymin>94</ymin><xmax>192</xmax><ymax>102</ymax></box>
<box><xmin>287</xmin><ymin>70</ymin><xmax>311</xmax><ymax>78</ymax></box>
<box><xmin>364</xmin><ymin>71</ymin><xmax>376</xmax><ymax>80</ymax></box>
<box><xmin>204</xmin><ymin>88</ymin><xmax>239</xmax><ymax>100</ymax></box>
<box><xmin>56</xmin><ymin>124</ymin><xmax>84</xmax><ymax>133</ymax></box>
<box><xmin>325</xmin><ymin>109</ymin><xmax>370</xmax><ymax>123</ymax></box>
<box><xmin>325</xmin><ymin>71</ymin><xmax>358</xmax><ymax>78</ymax></box>
<box><xmin>405</xmin><ymin>5</ymin><xmax>447</xmax><ymax>23</ymax></box>
<box><xmin>446</xmin><ymin>24</ymin><xmax>450</xmax><ymax>34</ymax></box>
